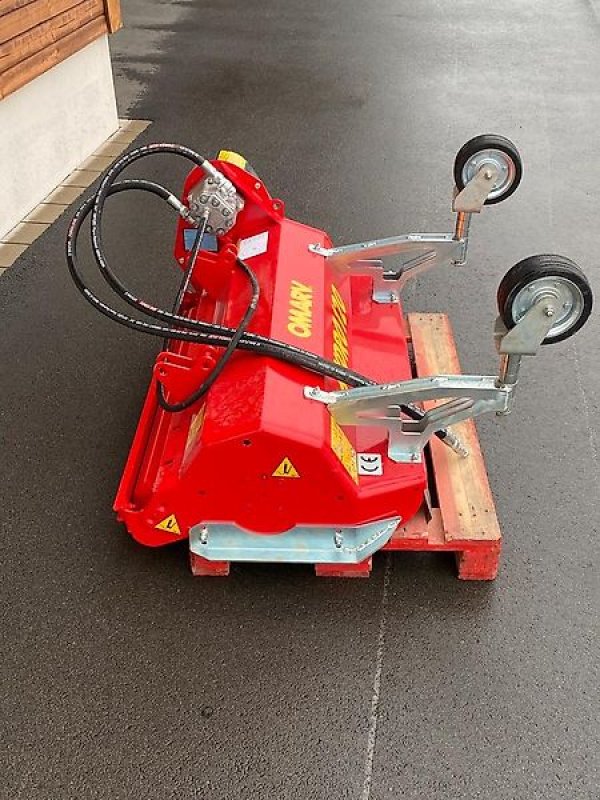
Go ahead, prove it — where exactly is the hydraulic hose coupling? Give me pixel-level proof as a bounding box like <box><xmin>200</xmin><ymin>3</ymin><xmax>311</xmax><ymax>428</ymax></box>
<box><xmin>187</xmin><ymin>163</ymin><xmax>244</xmax><ymax>236</ymax></box>
<box><xmin>166</xmin><ymin>193</ymin><xmax>194</xmax><ymax>221</ymax></box>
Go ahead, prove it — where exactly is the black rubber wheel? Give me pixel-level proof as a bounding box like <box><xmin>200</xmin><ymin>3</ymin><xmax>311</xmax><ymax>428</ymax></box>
<box><xmin>497</xmin><ymin>254</ymin><xmax>593</xmax><ymax>344</ymax></box>
<box><xmin>454</xmin><ymin>134</ymin><xmax>522</xmax><ymax>205</ymax></box>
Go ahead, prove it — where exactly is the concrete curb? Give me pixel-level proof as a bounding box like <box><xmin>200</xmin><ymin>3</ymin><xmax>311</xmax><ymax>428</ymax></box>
<box><xmin>0</xmin><ymin>118</ymin><xmax>151</xmax><ymax>275</ymax></box>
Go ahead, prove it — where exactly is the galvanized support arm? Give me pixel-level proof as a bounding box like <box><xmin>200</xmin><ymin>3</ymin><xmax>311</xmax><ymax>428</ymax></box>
<box><xmin>305</xmin><ymin>376</ymin><xmax>510</xmax><ymax>463</ymax></box>
<box><xmin>308</xmin><ymin>164</ymin><xmax>500</xmax><ymax>301</ymax></box>
<box><xmin>308</xmin><ymin>233</ymin><xmax>465</xmax><ymax>275</ymax></box>
<box><xmin>304</xmin><ymin>297</ymin><xmax>557</xmax><ymax>463</ymax></box>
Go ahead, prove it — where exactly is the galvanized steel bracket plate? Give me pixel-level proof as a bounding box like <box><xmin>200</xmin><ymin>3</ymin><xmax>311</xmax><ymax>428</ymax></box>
<box><xmin>305</xmin><ymin>377</ymin><xmax>511</xmax><ymax>463</ymax></box>
<box><xmin>453</xmin><ymin>164</ymin><xmax>500</xmax><ymax>212</ymax></box>
<box><xmin>496</xmin><ymin>302</ymin><xmax>558</xmax><ymax>355</ymax></box>
<box><xmin>189</xmin><ymin>517</ymin><xmax>401</xmax><ymax>564</ymax></box>
<box><xmin>309</xmin><ymin>233</ymin><xmax>466</xmax><ymax>304</ymax></box>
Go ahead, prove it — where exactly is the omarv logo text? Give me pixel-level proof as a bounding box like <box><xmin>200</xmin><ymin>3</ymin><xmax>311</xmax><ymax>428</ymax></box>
<box><xmin>287</xmin><ymin>280</ymin><xmax>313</xmax><ymax>338</ymax></box>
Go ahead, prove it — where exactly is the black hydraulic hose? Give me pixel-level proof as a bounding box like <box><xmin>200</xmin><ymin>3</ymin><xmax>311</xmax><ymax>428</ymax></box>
<box><xmin>65</xmin><ymin>151</ymin><xmax>455</xmax><ymax>446</ymax></box>
<box><xmin>169</xmin><ymin>215</ymin><xmax>208</xmax><ymax>338</ymax></box>
<box><xmin>157</xmin><ymin>255</ymin><xmax>260</xmax><ymax>412</ymax></box>
<box><xmin>66</xmin><ymin>184</ymin><xmax>369</xmax><ymax>387</ymax></box>
<box><xmin>85</xmin><ymin>144</ymin><xmax>374</xmax><ymax>384</ymax></box>
<box><xmin>160</xmin><ymin>212</ymin><xmax>208</xmax><ymax>353</ymax></box>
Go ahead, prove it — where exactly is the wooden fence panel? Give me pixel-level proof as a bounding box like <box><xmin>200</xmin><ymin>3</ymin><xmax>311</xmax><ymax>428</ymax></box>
<box><xmin>0</xmin><ymin>0</ymin><xmax>120</xmax><ymax>98</ymax></box>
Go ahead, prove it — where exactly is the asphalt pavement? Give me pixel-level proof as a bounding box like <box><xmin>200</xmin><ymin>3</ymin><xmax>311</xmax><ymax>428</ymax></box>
<box><xmin>2</xmin><ymin>2</ymin><xmax>599</xmax><ymax>798</ymax></box>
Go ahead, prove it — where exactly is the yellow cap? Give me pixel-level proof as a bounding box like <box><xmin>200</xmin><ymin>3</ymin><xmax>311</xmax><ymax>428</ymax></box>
<box><xmin>217</xmin><ymin>150</ymin><xmax>248</xmax><ymax>169</ymax></box>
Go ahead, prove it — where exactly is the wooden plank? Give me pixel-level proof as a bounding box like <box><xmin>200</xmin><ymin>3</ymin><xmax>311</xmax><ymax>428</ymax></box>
<box><xmin>408</xmin><ymin>313</ymin><xmax>501</xmax><ymax>543</ymax></box>
<box><xmin>315</xmin><ymin>557</ymin><xmax>372</xmax><ymax>578</ymax></box>
<box><xmin>0</xmin><ymin>1</ymin><xmax>102</xmax><ymax>73</ymax></box>
<box><xmin>388</xmin><ymin>504</ymin><xmax>429</xmax><ymax>541</ymax></box>
<box><xmin>0</xmin><ymin>1</ymin><xmax>37</xmax><ymax>19</ymax></box>
<box><xmin>0</xmin><ymin>15</ymin><xmax>107</xmax><ymax>98</ymax></box>
<box><xmin>0</xmin><ymin>0</ymin><xmax>89</xmax><ymax>43</ymax></box>
<box><xmin>102</xmin><ymin>0</ymin><xmax>121</xmax><ymax>33</ymax></box>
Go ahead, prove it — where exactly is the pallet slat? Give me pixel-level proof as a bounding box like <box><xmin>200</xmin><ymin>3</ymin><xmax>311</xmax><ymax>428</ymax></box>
<box><xmin>381</xmin><ymin>313</ymin><xmax>502</xmax><ymax>580</ymax></box>
<box><xmin>408</xmin><ymin>313</ymin><xmax>501</xmax><ymax>543</ymax></box>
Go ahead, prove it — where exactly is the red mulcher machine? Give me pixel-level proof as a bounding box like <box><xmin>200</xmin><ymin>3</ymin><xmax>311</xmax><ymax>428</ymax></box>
<box><xmin>67</xmin><ymin>135</ymin><xmax>592</xmax><ymax>579</ymax></box>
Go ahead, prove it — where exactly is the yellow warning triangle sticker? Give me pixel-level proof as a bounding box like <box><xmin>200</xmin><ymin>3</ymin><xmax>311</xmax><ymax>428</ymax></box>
<box><xmin>155</xmin><ymin>514</ymin><xmax>181</xmax><ymax>535</ymax></box>
<box><xmin>272</xmin><ymin>457</ymin><xmax>300</xmax><ymax>478</ymax></box>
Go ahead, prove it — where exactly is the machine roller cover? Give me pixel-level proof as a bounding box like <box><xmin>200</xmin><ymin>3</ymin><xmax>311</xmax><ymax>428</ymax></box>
<box><xmin>116</xmin><ymin>160</ymin><xmax>426</xmax><ymax>544</ymax></box>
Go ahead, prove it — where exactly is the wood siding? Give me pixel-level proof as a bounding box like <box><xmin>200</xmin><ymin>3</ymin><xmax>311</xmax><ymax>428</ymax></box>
<box><xmin>0</xmin><ymin>0</ymin><xmax>121</xmax><ymax>99</ymax></box>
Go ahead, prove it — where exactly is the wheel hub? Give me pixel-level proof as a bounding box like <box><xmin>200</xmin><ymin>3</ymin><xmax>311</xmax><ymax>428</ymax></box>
<box><xmin>462</xmin><ymin>149</ymin><xmax>516</xmax><ymax>200</ymax></box>
<box><xmin>512</xmin><ymin>276</ymin><xmax>585</xmax><ymax>338</ymax></box>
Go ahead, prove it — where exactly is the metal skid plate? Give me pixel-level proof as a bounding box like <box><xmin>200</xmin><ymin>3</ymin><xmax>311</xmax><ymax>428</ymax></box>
<box><xmin>189</xmin><ymin>518</ymin><xmax>401</xmax><ymax>564</ymax></box>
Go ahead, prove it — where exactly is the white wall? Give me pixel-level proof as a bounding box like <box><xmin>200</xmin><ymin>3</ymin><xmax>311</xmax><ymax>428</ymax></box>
<box><xmin>0</xmin><ymin>35</ymin><xmax>118</xmax><ymax>238</ymax></box>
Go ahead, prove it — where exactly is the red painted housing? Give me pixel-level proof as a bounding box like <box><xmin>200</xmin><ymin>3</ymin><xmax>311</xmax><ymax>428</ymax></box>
<box><xmin>114</xmin><ymin>160</ymin><xmax>426</xmax><ymax>548</ymax></box>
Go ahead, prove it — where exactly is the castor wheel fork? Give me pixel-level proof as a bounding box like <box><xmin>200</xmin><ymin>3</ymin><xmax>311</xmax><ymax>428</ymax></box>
<box><xmin>452</xmin><ymin>133</ymin><xmax>523</xmax><ymax>264</ymax></box>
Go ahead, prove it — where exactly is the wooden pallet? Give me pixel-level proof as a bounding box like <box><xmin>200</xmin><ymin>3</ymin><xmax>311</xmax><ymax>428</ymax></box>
<box><xmin>191</xmin><ymin>313</ymin><xmax>502</xmax><ymax>580</ymax></box>
<box><xmin>381</xmin><ymin>313</ymin><xmax>502</xmax><ymax>580</ymax></box>
<box><xmin>315</xmin><ymin>314</ymin><xmax>501</xmax><ymax>580</ymax></box>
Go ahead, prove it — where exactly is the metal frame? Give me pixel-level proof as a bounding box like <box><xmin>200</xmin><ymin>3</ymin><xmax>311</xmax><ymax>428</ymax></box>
<box><xmin>302</xmin><ymin>160</ymin><xmax>564</xmax><ymax>462</ymax></box>
<box><xmin>305</xmin><ymin>299</ymin><xmax>557</xmax><ymax>463</ymax></box>
<box><xmin>308</xmin><ymin>164</ymin><xmax>500</xmax><ymax>303</ymax></box>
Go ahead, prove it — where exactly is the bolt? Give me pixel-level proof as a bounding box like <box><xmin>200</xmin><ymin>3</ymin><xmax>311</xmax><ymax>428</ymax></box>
<box><xmin>334</xmin><ymin>530</ymin><xmax>344</xmax><ymax>549</ymax></box>
<box><xmin>563</xmin><ymin>302</ymin><xmax>571</xmax><ymax>310</ymax></box>
<box><xmin>484</xmin><ymin>168</ymin><xmax>493</xmax><ymax>180</ymax></box>
<box><xmin>410</xmin><ymin>453</ymin><xmax>420</xmax><ymax>462</ymax></box>
<box><xmin>199</xmin><ymin>527</ymin><xmax>209</xmax><ymax>545</ymax></box>
<box><xmin>254</xmin><ymin>182</ymin><xmax>261</xmax><ymax>190</ymax></box>
<box><xmin>544</xmin><ymin>305</ymin><xmax>555</xmax><ymax>317</ymax></box>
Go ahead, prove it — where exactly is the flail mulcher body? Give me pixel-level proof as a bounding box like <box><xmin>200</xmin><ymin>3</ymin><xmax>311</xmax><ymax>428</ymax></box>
<box><xmin>67</xmin><ymin>136</ymin><xmax>592</xmax><ymax>579</ymax></box>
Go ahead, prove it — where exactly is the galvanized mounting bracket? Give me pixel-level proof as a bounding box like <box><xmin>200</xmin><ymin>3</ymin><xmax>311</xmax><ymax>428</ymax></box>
<box><xmin>304</xmin><ymin>298</ymin><xmax>557</xmax><ymax>463</ymax></box>
<box><xmin>308</xmin><ymin>233</ymin><xmax>464</xmax><ymax>274</ymax></box>
<box><xmin>496</xmin><ymin>299</ymin><xmax>556</xmax><ymax>356</ymax></box>
<box><xmin>309</xmin><ymin>234</ymin><xmax>466</xmax><ymax>304</ymax></box>
<box><xmin>453</xmin><ymin>164</ymin><xmax>499</xmax><ymax>213</ymax></box>
<box><xmin>305</xmin><ymin>376</ymin><xmax>509</xmax><ymax>463</ymax></box>
<box><xmin>189</xmin><ymin>517</ymin><xmax>401</xmax><ymax>564</ymax></box>
<box><xmin>308</xmin><ymin>164</ymin><xmax>499</xmax><ymax>303</ymax></box>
